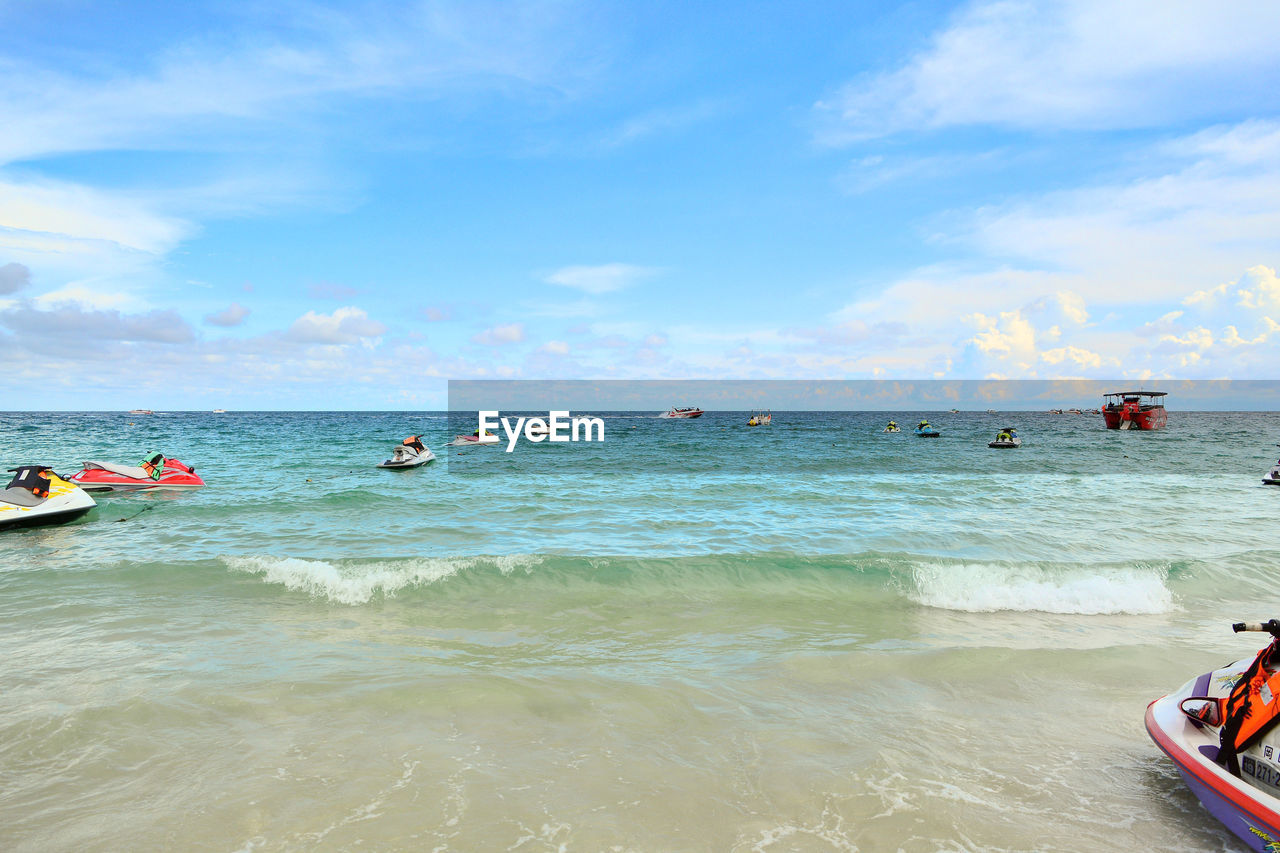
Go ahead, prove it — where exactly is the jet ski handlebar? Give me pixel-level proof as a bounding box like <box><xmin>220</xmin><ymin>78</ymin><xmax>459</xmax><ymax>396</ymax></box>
<box><xmin>1233</xmin><ymin>620</ymin><xmax>1280</xmax><ymax>637</ymax></box>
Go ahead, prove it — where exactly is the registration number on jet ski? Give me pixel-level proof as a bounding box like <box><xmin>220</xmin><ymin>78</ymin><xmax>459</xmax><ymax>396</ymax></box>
<box><xmin>1242</xmin><ymin>756</ymin><xmax>1280</xmax><ymax>790</ymax></box>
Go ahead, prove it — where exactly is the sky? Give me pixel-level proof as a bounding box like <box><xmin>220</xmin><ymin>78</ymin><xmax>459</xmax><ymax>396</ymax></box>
<box><xmin>1</xmin><ymin>0</ymin><xmax>1279</xmax><ymax>410</ymax></box>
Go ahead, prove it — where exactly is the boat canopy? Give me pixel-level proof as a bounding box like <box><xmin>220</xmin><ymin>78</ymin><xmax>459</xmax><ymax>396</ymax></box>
<box><xmin>1102</xmin><ymin>391</ymin><xmax>1167</xmax><ymax>399</ymax></box>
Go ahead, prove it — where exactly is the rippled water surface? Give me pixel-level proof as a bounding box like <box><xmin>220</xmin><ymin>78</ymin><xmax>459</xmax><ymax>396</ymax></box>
<box><xmin>2</xmin><ymin>409</ymin><xmax>1278</xmax><ymax>851</ymax></box>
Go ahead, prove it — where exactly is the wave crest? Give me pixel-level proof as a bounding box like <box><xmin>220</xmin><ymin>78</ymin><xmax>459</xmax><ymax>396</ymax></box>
<box><xmin>909</xmin><ymin>561</ymin><xmax>1174</xmax><ymax>615</ymax></box>
<box><xmin>221</xmin><ymin>554</ymin><xmax>541</xmax><ymax>605</ymax></box>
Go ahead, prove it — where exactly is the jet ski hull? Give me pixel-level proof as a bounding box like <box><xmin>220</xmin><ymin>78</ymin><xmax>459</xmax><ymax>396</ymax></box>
<box><xmin>0</xmin><ymin>502</ymin><xmax>93</xmax><ymax>529</ymax></box>
<box><xmin>0</xmin><ymin>474</ymin><xmax>96</xmax><ymax>530</ymax></box>
<box><xmin>915</xmin><ymin>430</ymin><xmax>940</xmax><ymax>437</ymax></box>
<box><xmin>1147</xmin><ymin>687</ymin><xmax>1280</xmax><ymax>852</ymax></box>
<box><xmin>989</xmin><ymin>439</ymin><xmax>1022</xmax><ymax>448</ymax></box>
<box><xmin>377</xmin><ymin>452</ymin><xmax>435</xmax><ymax>469</ymax></box>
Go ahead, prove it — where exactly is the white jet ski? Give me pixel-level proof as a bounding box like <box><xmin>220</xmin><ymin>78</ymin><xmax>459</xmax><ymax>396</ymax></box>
<box><xmin>0</xmin><ymin>465</ymin><xmax>96</xmax><ymax>530</ymax></box>
<box><xmin>1264</xmin><ymin>446</ymin><xmax>1280</xmax><ymax>486</ymax></box>
<box><xmin>377</xmin><ymin>436</ymin><xmax>435</xmax><ymax>469</ymax></box>
<box><xmin>1147</xmin><ymin>620</ymin><xmax>1280</xmax><ymax>851</ymax></box>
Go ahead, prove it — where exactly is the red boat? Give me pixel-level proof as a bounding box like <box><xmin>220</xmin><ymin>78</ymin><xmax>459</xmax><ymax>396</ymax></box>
<box><xmin>660</xmin><ymin>406</ymin><xmax>704</xmax><ymax>419</ymax></box>
<box><xmin>1102</xmin><ymin>391</ymin><xmax>1167</xmax><ymax>430</ymax></box>
<box><xmin>70</xmin><ymin>453</ymin><xmax>205</xmax><ymax>491</ymax></box>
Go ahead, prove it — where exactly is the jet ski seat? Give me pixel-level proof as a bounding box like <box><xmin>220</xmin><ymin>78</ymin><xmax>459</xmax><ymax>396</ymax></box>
<box><xmin>0</xmin><ymin>486</ymin><xmax>45</xmax><ymax>507</ymax></box>
<box><xmin>2</xmin><ymin>466</ymin><xmax>51</xmax><ymax>506</ymax></box>
<box><xmin>81</xmin><ymin>461</ymin><xmax>153</xmax><ymax>480</ymax></box>
<box><xmin>82</xmin><ymin>452</ymin><xmax>166</xmax><ymax>481</ymax></box>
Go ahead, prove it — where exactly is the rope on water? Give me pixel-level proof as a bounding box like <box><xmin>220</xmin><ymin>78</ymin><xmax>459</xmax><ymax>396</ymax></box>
<box><xmin>113</xmin><ymin>503</ymin><xmax>159</xmax><ymax>523</ymax></box>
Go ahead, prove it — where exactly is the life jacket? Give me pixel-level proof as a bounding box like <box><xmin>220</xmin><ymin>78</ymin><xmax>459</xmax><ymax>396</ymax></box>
<box><xmin>1220</xmin><ymin>640</ymin><xmax>1280</xmax><ymax>775</ymax></box>
<box><xmin>404</xmin><ymin>436</ymin><xmax>425</xmax><ymax>452</ymax></box>
<box><xmin>8</xmin><ymin>466</ymin><xmax>52</xmax><ymax>498</ymax></box>
<box><xmin>139</xmin><ymin>452</ymin><xmax>165</xmax><ymax>480</ymax></box>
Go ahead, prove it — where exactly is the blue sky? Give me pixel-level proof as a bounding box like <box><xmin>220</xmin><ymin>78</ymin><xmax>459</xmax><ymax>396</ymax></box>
<box><xmin>2</xmin><ymin>0</ymin><xmax>1279</xmax><ymax>409</ymax></box>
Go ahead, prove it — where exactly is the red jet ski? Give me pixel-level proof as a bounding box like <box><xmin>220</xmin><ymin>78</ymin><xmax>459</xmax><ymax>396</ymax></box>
<box><xmin>69</xmin><ymin>452</ymin><xmax>205</xmax><ymax>492</ymax></box>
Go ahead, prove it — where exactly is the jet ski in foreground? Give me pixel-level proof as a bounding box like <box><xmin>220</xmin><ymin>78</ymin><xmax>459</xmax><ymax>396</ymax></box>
<box><xmin>0</xmin><ymin>466</ymin><xmax>95</xmax><ymax>530</ymax></box>
<box><xmin>1264</xmin><ymin>446</ymin><xmax>1280</xmax><ymax>486</ymax></box>
<box><xmin>69</xmin><ymin>452</ymin><xmax>204</xmax><ymax>491</ymax></box>
<box><xmin>915</xmin><ymin>420</ymin><xmax>940</xmax><ymax>437</ymax></box>
<box><xmin>1146</xmin><ymin>620</ymin><xmax>1280</xmax><ymax>851</ymax></box>
<box><xmin>988</xmin><ymin>428</ymin><xmax>1022</xmax><ymax>448</ymax></box>
<box><xmin>377</xmin><ymin>436</ymin><xmax>435</xmax><ymax>469</ymax></box>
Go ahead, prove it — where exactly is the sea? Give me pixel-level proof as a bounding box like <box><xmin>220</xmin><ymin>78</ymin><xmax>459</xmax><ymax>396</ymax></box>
<box><xmin>2</xmin><ymin>409</ymin><xmax>1278</xmax><ymax>852</ymax></box>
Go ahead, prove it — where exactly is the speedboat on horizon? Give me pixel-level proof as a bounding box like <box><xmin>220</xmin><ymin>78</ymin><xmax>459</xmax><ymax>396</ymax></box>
<box><xmin>69</xmin><ymin>453</ymin><xmax>205</xmax><ymax>491</ymax></box>
<box><xmin>1147</xmin><ymin>619</ymin><xmax>1280</xmax><ymax>852</ymax></box>
<box><xmin>660</xmin><ymin>406</ymin><xmax>704</xmax><ymax>419</ymax></box>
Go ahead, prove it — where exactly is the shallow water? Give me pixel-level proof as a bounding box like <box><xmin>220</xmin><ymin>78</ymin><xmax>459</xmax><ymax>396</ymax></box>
<box><xmin>2</xmin><ymin>410</ymin><xmax>1278</xmax><ymax>851</ymax></box>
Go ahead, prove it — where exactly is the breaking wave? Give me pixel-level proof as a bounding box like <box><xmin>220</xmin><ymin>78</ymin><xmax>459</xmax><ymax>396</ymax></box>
<box><xmin>908</xmin><ymin>561</ymin><xmax>1175</xmax><ymax>615</ymax></box>
<box><xmin>219</xmin><ymin>551</ymin><xmax>1179</xmax><ymax>615</ymax></box>
<box><xmin>221</xmin><ymin>554</ymin><xmax>542</xmax><ymax>605</ymax></box>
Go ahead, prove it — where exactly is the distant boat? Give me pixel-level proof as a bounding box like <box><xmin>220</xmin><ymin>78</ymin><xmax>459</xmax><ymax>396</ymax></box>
<box><xmin>128</xmin><ymin>409</ymin><xmax>153</xmax><ymax>415</ymax></box>
<box><xmin>212</xmin><ymin>409</ymin><xmax>227</xmax><ymax>414</ymax></box>
<box><xmin>1102</xmin><ymin>391</ymin><xmax>1167</xmax><ymax>431</ymax></box>
<box><xmin>660</xmin><ymin>406</ymin><xmax>704</xmax><ymax>419</ymax></box>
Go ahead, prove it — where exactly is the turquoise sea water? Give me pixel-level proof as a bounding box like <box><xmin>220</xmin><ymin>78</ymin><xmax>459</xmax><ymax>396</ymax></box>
<box><xmin>3</xmin><ymin>410</ymin><xmax>1279</xmax><ymax>851</ymax></box>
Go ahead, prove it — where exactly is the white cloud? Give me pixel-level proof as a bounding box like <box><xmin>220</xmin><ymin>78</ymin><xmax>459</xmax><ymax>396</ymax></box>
<box><xmin>287</xmin><ymin>306</ymin><xmax>385</xmax><ymax>344</ymax></box>
<box><xmin>205</xmin><ymin>303</ymin><xmax>251</xmax><ymax>327</ymax></box>
<box><xmin>33</xmin><ymin>284</ymin><xmax>141</xmax><ymax>311</ymax></box>
<box><xmin>817</xmin><ymin>0</ymin><xmax>1280</xmax><ymax>140</ymax></box>
<box><xmin>0</xmin><ymin>2</ymin><xmax>603</xmax><ymax>166</ymax></box>
<box><xmin>0</xmin><ymin>175</ymin><xmax>191</xmax><ymax>255</ymax></box>
<box><xmin>472</xmin><ymin>323</ymin><xmax>525</xmax><ymax>346</ymax></box>
<box><xmin>544</xmin><ymin>263</ymin><xmax>655</xmax><ymax>294</ymax></box>
<box><xmin>539</xmin><ymin>340</ymin><xmax>570</xmax><ymax>355</ymax></box>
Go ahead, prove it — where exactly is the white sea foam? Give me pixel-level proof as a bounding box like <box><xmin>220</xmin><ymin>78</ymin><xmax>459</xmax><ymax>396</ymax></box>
<box><xmin>909</xmin><ymin>562</ymin><xmax>1174</xmax><ymax>615</ymax></box>
<box><xmin>221</xmin><ymin>554</ymin><xmax>541</xmax><ymax>605</ymax></box>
